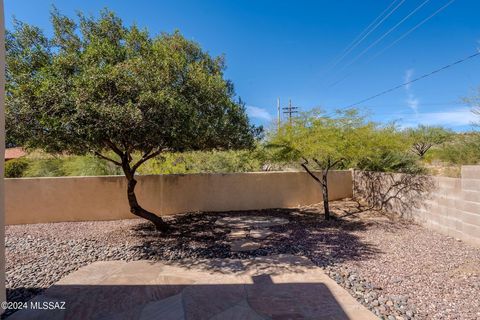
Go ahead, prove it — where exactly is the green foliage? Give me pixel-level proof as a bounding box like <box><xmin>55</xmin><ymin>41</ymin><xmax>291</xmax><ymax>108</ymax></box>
<box><xmin>429</xmin><ymin>133</ymin><xmax>480</xmax><ymax>165</ymax></box>
<box><xmin>6</xmin><ymin>8</ymin><xmax>257</xmax><ymax>173</ymax></box>
<box><xmin>5</xmin><ymin>158</ymin><xmax>29</xmax><ymax>178</ymax></box>
<box><xmin>32</xmin><ymin>156</ymin><xmax>120</xmax><ymax>178</ymax></box>
<box><xmin>24</xmin><ymin>158</ymin><xmax>65</xmax><ymax>177</ymax></box>
<box><xmin>138</xmin><ymin>150</ymin><xmax>263</xmax><ymax>175</ymax></box>
<box><xmin>10</xmin><ymin>150</ymin><xmax>261</xmax><ymax>177</ymax></box>
<box><xmin>266</xmin><ymin>108</ymin><xmax>414</xmax><ymax>172</ymax></box>
<box><xmin>357</xmin><ymin>150</ymin><xmax>425</xmax><ymax>174</ymax></box>
<box><xmin>61</xmin><ymin>155</ymin><xmax>122</xmax><ymax>176</ymax></box>
<box><xmin>405</xmin><ymin>125</ymin><xmax>452</xmax><ymax>158</ymax></box>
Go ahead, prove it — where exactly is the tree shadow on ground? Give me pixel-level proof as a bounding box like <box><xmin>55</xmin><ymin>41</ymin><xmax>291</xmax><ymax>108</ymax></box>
<box><xmin>128</xmin><ymin>203</ymin><xmax>385</xmax><ymax>273</ymax></box>
<box><xmin>330</xmin><ymin>200</ymin><xmax>416</xmax><ymax>233</ymax></box>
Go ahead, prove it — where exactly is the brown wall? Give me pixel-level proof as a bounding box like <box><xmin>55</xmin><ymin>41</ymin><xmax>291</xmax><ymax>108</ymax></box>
<box><xmin>354</xmin><ymin>166</ymin><xmax>480</xmax><ymax>247</ymax></box>
<box><xmin>5</xmin><ymin>171</ymin><xmax>353</xmax><ymax>225</ymax></box>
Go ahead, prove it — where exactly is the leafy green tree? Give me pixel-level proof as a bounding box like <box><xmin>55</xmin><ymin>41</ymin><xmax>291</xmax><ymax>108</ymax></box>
<box><xmin>6</xmin><ymin>9</ymin><xmax>257</xmax><ymax>231</ymax></box>
<box><xmin>405</xmin><ymin>125</ymin><xmax>452</xmax><ymax>158</ymax></box>
<box><xmin>268</xmin><ymin>109</ymin><xmax>371</xmax><ymax>219</ymax></box>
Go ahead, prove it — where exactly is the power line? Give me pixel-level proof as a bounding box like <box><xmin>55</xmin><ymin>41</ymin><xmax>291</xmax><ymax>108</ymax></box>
<box><xmin>329</xmin><ymin>0</ymin><xmax>456</xmax><ymax>88</ymax></box>
<box><xmin>325</xmin><ymin>0</ymin><xmax>401</xmax><ymax>72</ymax></box>
<box><xmin>324</xmin><ymin>101</ymin><xmax>466</xmax><ymax>117</ymax></box>
<box><xmin>368</xmin><ymin>0</ymin><xmax>456</xmax><ymax>61</ymax></box>
<box><xmin>360</xmin><ymin>101</ymin><xmax>464</xmax><ymax>108</ymax></box>
<box><xmin>338</xmin><ymin>0</ymin><xmax>406</xmax><ymax>63</ymax></box>
<box><xmin>340</xmin><ymin>0</ymin><xmax>431</xmax><ymax>72</ymax></box>
<box><xmin>344</xmin><ymin>51</ymin><xmax>480</xmax><ymax>109</ymax></box>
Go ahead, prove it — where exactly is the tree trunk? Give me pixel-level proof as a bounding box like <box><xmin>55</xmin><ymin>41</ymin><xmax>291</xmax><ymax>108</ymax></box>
<box><xmin>120</xmin><ymin>155</ymin><xmax>169</xmax><ymax>232</ymax></box>
<box><xmin>126</xmin><ymin>177</ymin><xmax>169</xmax><ymax>232</ymax></box>
<box><xmin>300</xmin><ymin>158</ymin><xmax>331</xmax><ymax>221</ymax></box>
<box><xmin>322</xmin><ymin>170</ymin><xmax>330</xmax><ymax>220</ymax></box>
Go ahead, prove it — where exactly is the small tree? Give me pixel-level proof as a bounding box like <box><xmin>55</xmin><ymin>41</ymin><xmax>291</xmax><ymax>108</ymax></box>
<box><xmin>464</xmin><ymin>87</ymin><xmax>480</xmax><ymax>123</ymax></box>
<box><xmin>268</xmin><ymin>109</ymin><xmax>378</xmax><ymax>220</ymax></box>
<box><xmin>405</xmin><ymin>125</ymin><xmax>452</xmax><ymax>158</ymax></box>
<box><xmin>6</xmin><ymin>9</ymin><xmax>257</xmax><ymax>231</ymax></box>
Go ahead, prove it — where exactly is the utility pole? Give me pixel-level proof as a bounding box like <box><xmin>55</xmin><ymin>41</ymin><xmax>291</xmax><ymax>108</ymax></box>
<box><xmin>277</xmin><ymin>97</ymin><xmax>281</xmax><ymax>130</ymax></box>
<box><xmin>282</xmin><ymin>99</ymin><xmax>299</xmax><ymax>124</ymax></box>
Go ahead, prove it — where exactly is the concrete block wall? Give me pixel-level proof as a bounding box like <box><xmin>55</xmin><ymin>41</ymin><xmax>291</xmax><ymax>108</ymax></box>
<box><xmin>354</xmin><ymin>166</ymin><xmax>480</xmax><ymax>247</ymax></box>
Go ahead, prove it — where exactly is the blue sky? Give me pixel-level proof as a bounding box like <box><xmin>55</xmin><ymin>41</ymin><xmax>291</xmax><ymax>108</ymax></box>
<box><xmin>5</xmin><ymin>0</ymin><xmax>480</xmax><ymax>131</ymax></box>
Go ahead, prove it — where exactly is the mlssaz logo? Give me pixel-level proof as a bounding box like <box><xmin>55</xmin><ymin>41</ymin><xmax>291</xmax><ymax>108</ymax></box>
<box><xmin>29</xmin><ymin>301</ymin><xmax>66</xmax><ymax>310</ymax></box>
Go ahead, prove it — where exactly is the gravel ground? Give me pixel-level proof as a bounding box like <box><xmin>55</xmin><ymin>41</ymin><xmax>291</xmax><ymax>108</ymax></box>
<box><xmin>5</xmin><ymin>200</ymin><xmax>480</xmax><ymax>319</ymax></box>
<box><xmin>333</xmin><ymin>208</ymin><xmax>480</xmax><ymax>320</ymax></box>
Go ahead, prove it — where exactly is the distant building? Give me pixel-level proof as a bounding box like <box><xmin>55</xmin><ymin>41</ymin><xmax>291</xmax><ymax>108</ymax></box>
<box><xmin>5</xmin><ymin>147</ymin><xmax>26</xmax><ymax>161</ymax></box>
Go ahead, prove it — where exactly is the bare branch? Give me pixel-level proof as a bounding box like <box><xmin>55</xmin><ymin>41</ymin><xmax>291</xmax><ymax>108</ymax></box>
<box><xmin>313</xmin><ymin>157</ymin><xmax>345</xmax><ymax>169</ymax></box>
<box><xmin>329</xmin><ymin>158</ymin><xmax>346</xmax><ymax>169</ymax></box>
<box><xmin>301</xmin><ymin>158</ymin><xmax>321</xmax><ymax>184</ymax></box>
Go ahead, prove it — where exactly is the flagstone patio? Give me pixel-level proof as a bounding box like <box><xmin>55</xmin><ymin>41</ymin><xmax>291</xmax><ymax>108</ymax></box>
<box><xmin>9</xmin><ymin>254</ymin><xmax>376</xmax><ymax>320</ymax></box>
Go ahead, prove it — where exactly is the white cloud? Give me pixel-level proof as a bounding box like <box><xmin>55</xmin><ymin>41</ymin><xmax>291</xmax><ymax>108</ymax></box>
<box><xmin>246</xmin><ymin>105</ymin><xmax>273</xmax><ymax>121</ymax></box>
<box><xmin>404</xmin><ymin>69</ymin><xmax>419</xmax><ymax>113</ymax></box>
<box><xmin>399</xmin><ymin>107</ymin><xmax>475</xmax><ymax>128</ymax></box>
<box><xmin>404</xmin><ymin>69</ymin><xmax>414</xmax><ymax>90</ymax></box>
<box><xmin>406</xmin><ymin>94</ymin><xmax>419</xmax><ymax>113</ymax></box>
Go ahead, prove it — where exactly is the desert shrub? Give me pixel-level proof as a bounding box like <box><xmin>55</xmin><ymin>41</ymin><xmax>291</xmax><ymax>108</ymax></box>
<box><xmin>404</xmin><ymin>125</ymin><xmax>452</xmax><ymax>158</ymax></box>
<box><xmin>357</xmin><ymin>150</ymin><xmax>425</xmax><ymax>174</ymax></box>
<box><xmin>15</xmin><ymin>149</ymin><xmax>264</xmax><ymax>177</ymax></box>
<box><xmin>62</xmin><ymin>155</ymin><xmax>121</xmax><ymax>176</ymax></box>
<box><xmin>137</xmin><ymin>150</ymin><xmax>263</xmax><ymax>175</ymax></box>
<box><xmin>430</xmin><ymin>133</ymin><xmax>480</xmax><ymax>165</ymax></box>
<box><xmin>5</xmin><ymin>158</ymin><xmax>29</xmax><ymax>178</ymax></box>
<box><xmin>24</xmin><ymin>158</ymin><xmax>65</xmax><ymax>177</ymax></box>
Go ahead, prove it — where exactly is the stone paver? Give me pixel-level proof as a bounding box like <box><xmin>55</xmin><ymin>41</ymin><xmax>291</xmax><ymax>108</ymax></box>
<box><xmin>9</xmin><ymin>255</ymin><xmax>376</xmax><ymax>320</ymax></box>
<box><xmin>230</xmin><ymin>240</ymin><xmax>262</xmax><ymax>252</ymax></box>
<box><xmin>249</xmin><ymin>229</ymin><xmax>272</xmax><ymax>240</ymax></box>
<box><xmin>215</xmin><ymin>216</ymin><xmax>289</xmax><ymax>228</ymax></box>
<box><xmin>219</xmin><ymin>215</ymin><xmax>288</xmax><ymax>252</ymax></box>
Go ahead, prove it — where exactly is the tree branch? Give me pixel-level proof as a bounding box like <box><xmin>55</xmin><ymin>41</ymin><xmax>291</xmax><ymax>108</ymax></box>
<box><xmin>312</xmin><ymin>157</ymin><xmax>345</xmax><ymax>171</ymax></box>
<box><xmin>131</xmin><ymin>149</ymin><xmax>162</xmax><ymax>173</ymax></box>
<box><xmin>301</xmin><ymin>158</ymin><xmax>321</xmax><ymax>184</ymax></box>
<box><xmin>329</xmin><ymin>158</ymin><xmax>346</xmax><ymax>170</ymax></box>
<box><xmin>105</xmin><ymin>139</ymin><xmax>124</xmax><ymax>157</ymax></box>
<box><xmin>93</xmin><ymin>151</ymin><xmax>122</xmax><ymax>166</ymax></box>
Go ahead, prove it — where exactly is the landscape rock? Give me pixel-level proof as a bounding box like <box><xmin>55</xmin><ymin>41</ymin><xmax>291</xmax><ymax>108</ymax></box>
<box><xmin>4</xmin><ymin>201</ymin><xmax>480</xmax><ymax>319</ymax></box>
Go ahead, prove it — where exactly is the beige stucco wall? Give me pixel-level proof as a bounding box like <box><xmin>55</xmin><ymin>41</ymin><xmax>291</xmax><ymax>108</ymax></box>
<box><xmin>354</xmin><ymin>166</ymin><xmax>480</xmax><ymax>247</ymax></box>
<box><xmin>5</xmin><ymin>170</ymin><xmax>353</xmax><ymax>225</ymax></box>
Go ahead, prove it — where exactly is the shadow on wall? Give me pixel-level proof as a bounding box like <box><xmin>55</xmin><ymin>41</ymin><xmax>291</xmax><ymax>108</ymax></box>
<box><xmin>6</xmin><ymin>276</ymin><xmax>354</xmax><ymax>320</ymax></box>
<box><xmin>353</xmin><ymin>171</ymin><xmax>434</xmax><ymax>217</ymax></box>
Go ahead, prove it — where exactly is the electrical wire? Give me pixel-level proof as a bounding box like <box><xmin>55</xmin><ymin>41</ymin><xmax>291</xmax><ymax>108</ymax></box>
<box><xmin>368</xmin><ymin>0</ymin><xmax>456</xmax><ymax>61</ymax></box>
<box><xmin>343</xmin><ymin>51</ymin><xmax>480</xmax><ymax>109</ymax></box>
<box><xmin>326</xmin><ymin>0</ymin><xmax>405</xmax><ymax>73</ymax></box>
<box><xmin>329</xmin><ymin>0</ymin><xmax>456</xmax><ymax>88</ymax></box>
<box><xmin>341</xmin><ymin>0</ymin><xmax>431</xmax><ymax>72</ymax></box>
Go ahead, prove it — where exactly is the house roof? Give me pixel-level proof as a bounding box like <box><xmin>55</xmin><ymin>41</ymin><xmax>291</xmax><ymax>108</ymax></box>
<box><xmin>5</xmin><ymin>147</ymin><xmax>27</xmax><ymax>160</ymax></box>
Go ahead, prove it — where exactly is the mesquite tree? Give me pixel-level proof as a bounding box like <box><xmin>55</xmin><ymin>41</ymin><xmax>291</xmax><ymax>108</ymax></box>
<box><xmin>268</xmin><ymin>109</ymin><xmax>397</xmax><ymax>220</ymax></box>
<box><xmin>405</xmin><ymin>125</ymin><xmax>452</xmax><ymax>158</ymax></box>
<box><xmin>6</xmin><ymin>9</ymin><xmax>257</xmax><ymax>231</ymax></box>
